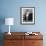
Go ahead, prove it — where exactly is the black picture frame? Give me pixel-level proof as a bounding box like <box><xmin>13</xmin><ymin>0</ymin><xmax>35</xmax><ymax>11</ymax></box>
<box><xmin>20</xmin><ymin>7</ymin><xmax>35</xmax><ymax>25</ymax></box>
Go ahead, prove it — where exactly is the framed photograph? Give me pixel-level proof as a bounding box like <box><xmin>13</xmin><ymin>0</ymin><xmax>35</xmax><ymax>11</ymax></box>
<box><xmin>20</xmin><ymin>7</ymin><xmax>35</xmax><ymax>24</ymax></box>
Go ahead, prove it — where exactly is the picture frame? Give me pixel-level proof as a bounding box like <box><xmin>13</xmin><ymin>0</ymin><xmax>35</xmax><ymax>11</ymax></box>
<box><xmin>20</xmin><ymin>7</ymin><xmax>35</xmax><ymax>24</ymax></box>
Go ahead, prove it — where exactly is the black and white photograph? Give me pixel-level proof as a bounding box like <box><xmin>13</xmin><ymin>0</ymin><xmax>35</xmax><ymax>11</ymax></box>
<box><xmin>20</xmin><ymin>7</ymin><xmax>35</xmax><ymax>24</ymax></box>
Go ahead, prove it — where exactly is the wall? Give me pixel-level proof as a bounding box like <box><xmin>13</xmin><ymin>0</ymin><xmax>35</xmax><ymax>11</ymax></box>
<box><xmin>0</xmin><ymin>0</ymin><xmax>46</xmax><ymax>32</ymax></box>
<box><xmin>0</xmin><ymin>0</ymin><xmax>46</xmax><ymax>46</ymax></box>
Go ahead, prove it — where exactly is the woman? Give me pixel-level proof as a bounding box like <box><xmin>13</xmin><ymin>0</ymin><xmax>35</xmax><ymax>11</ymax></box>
<box><xmin>23</xmin><ymin>9</ymin><xmax>33</xmax><ymax>22</ymax></box>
